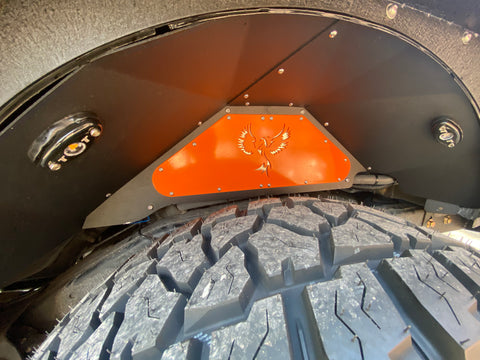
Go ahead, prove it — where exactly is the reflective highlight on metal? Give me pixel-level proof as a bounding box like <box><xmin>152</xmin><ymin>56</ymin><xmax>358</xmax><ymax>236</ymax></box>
<box><xmin>152</xmin><ymin>109</ymin><xmax>352</xmax><ymax>197</ymax></box>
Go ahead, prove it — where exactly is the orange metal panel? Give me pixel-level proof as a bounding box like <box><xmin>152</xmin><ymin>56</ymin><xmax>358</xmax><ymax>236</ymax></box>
<box><xmin>152</xmin><ymin>113</ymin><xmax>351</xmax><ymax>197</ymax></box>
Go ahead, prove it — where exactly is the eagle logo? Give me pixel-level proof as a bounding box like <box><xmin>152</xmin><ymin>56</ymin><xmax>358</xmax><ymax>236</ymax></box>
<box><xmin>238</xmin><ymin>123</ymin><xmax>291</xmax><ymax>176</ymax></box>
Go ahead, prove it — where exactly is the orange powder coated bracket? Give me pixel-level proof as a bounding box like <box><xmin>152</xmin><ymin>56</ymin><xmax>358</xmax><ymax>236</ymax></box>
<box><xmin>152</xmin><ymin>107</ymin><xmax>362</xmax><ymax>197</ymax></box>
<box><xmin>84</xmin><ymin>106</ymin><xmax>365</xmax><ymax>228</ymax></box>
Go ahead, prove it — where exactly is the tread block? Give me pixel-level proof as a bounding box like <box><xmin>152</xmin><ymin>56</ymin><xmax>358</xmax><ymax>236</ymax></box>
<box><xmin>184</xmin><ymin>247</ymin><xmax>254</xmax><ymax>333</ymax></box>
<box><xmin>110</xmin><ymin>275</ymin><xmax>186</xmax><ymax>359</ymax></box>
<box><xmin>160</xmin><ymin>340</ymin><xmax>202</xmax><ymax>360</ymax></box>
<box><xmin>434</xmin><ymin>247</ymin><xmax>480</xmax><ymax>306</ymax></box>
<box><xmin>304</xmin><ymin>263</ymin><xmax>417</xmax><ymax>359</ymax></box>
<box><xmin>350</xmin><ymin>204</ymin><xmax>408</xmax><ymax>225</ymax></box>
<box><xmin>311</xmin><ymin>200</ymin><xmax>349</xmax><ymax>226</ymax></box>
<box><xmin>209</xmin><ymin>295</ymin><xmax>290</xmax><ymax>359</ymax></box>
<box><xmin>355</xmin><ymin>212</ymin><xmax>430</xmax><ymax>251</ymax></box>
<box><xmin>70</xmin><ymin>312</ymin><xmax>123</xmax><ymax>360</ymax></box>
<box><xmin>419</xmin><ymin>227</ymin><xmax>462</xmax><ymax>250</ymax></box>
<box><xmin>267</xmin><ymin>205</ymin><xmax>330</xmax><ymax>237</ymax></box>
<box><xmin>247</xmin><ymin>198</ymin><xmax>283</xmax><ymax>218</ymax></box>
<box><xmin>378</xmin><ymin>250</ymin><xmax>480</xmax><ymax>360</ymax></box>
<box><xmin>157</xmin><ymin>235</ymin><xmax>209</xmax><ymax>294</ymax></box>
<box><xmin>157</xmin><ymin>218</ymin><xmax>203</xmax><ymax>258</ymax></box>
<box><xmin>201</xmin><ymin>205</ymin><xmax>239</xmax><ymax>238</ymax></box>
<box><xmin>99</xmin><ymin>260</ymin><xmax>156</xmax><ymax>321</ymax></box>
<box><xmin>210</xmin><ymin>215</ymin><xmax>260</xmax><ymax>261</ymax></box>
<box><xmin>331</xmin><ymin>219</ymin><xmax>393</xmax><ymax>265</ymax></box>
<box><xmin>246</xmin><ymin>223</ymin><xmax>322</xmax><ymax>288</ymax></box>
<box><xmin>55</xmin><ymin>286</ymin><xmax>108</xmax><ymax>359</ymax></box>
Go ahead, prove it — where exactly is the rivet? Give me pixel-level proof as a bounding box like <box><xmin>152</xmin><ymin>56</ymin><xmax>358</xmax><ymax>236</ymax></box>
<box><xmin>260</xmin><ymin>184</ymin><xmax>263</xmax><ymax>188</ymax></box>
<box><xmin>324</xmin><ymin>122</ymin><xmax>329</xmax><ymax>127</ymax></box>
<box><xmin>367</xmin><ymin>166</ymin><xmax>372</xmax><ymax>171</ymax></box>
<box><xmin>304</xmin><ymin>180</ymin><xmax>308</xmax><ymax>184</ymax></box>
<box><xmin>462</xmin><ymin>31</ymin><xmax>473</xmax><ymax>44</ymax></box>
<box><xmin>324</xmin><ymin>140</ymin><xmax>328</xmax><ymax>143</ymax></box>
<box><xmin>159</xmin><ymin>167</ymin><xmax>164</xmax><ymax>172</ymax></box>
<box><xmin>217</xmin><ymin>187</ymin><xmax>222</xmax><ymax>191</ymax></box>
<box><xmin>337</xmin><ymin>177</ymin><xmax>341</xmax><ymax>181</ymax></box>
<box><xmin>227</xmin><ymin>116</ymin><xmax>231</xmax><ymax>120</ymax></box>
<box><xmin>300</xmin><ymin>117</ymin><xmax>303</xmax><ymax>120</ymax></box>
<box><xmin>345</xmin><ymin>178</ymin><xmax>350</xmax><ymax>183</ymax></box>
<box><xmin>226</xmin><ymin>108</ymin><xmax>231</xmax><ymax>113</ymax></box>
<box><xmin>147</xmin><ymin>205</ymin><xmax>153</xmax><ymax>210</ymax></box>
<box><xmin>289</xmin><ymin>102</ymin><xmax>294</xmax><ymax>107</ymax></box>
<box><xmin>106</xmin><ymin>193</ymin><xmax>112</xmax><ymax>198</ymax></box>
<box><xmin>300</xmin><ymin>110</ymin><xmax>305</xmax><ymax>114</ymax></box>
<box><xmin>89</xmin><ymin>127</ymin><xmax>102</xmax><ymax>137</ymax></box>
<box><xmin>245</xmin><ymin>102</ymin><xmax>250</xmax><ymax>106</ymax></box>
<box><xmin>198</xmin><ymin>121</ymin><xmax>202</xmax><ymax>126</ymax></box>
<box><xmin>269</xmin><ymin>116</ymin><xmax>273</xmax><ymax>120</ymax></box>
<box><xmin>386</xmin><ymin>3</ymin><xmax>398</xmax><ymax>19</ymax></box>
<box><xmin>169</xmin><ymin>192</ymin><xmax>174</xmax><ymax>196</ymax></box>
<box><xmin>403</xmin><ymin>325</ymin><xmax>411</xmax><ymax>333</ymax></box>
<box><xmin>261</xmin><ymin>116</ymin><xmax>265</xmax><ymax>120</ymax></box>
<box><xmin>244</xmin><ymin>94</ymin><xmax>249</xmax><ymax>99</ymax></box>
<box><xmin>329</xmin><ymin>30</ymin><xmax>338</xmax><ymax>39</ymax></box>
<box><xmin>267</xmin><ymin>184</ymin><xmax>271</xmax><ymax>187</ymax></box>
<box><xmin>344</xmin><ymin>158</ymin><xmax>347</xmax><ymax>162</ymax></box>
<box><xmin>192</xmin><ymin>142</ymin><xmax>197</xmax><ymax>146</ymax></box>
<box><xmin>277</xmin><ymin>68</ymin><xmax>285</xmax><ymax>75</ymax></box>
<box><xmin>48</xmin><ymin>161</ymin><xmax>61</xmax><ymax>171</ymax></box>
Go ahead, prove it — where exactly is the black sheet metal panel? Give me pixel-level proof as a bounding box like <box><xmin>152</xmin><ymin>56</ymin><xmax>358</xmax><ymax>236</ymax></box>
<box><xmin>0</xmin><ymin>14</ymin><xmax>335</xmax><ymax>287</ymax></box>
<box><xmin>230</xmin><ymin>19</ymin><xmax>480</xmax><ymax>208</ymax></box>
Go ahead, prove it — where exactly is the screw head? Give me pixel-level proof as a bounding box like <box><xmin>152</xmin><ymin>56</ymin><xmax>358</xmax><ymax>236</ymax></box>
<box><xmin>244</xmin><ymin>94</ymin><xmax>249</xmax><ymax>99</ymax></box>
<box><xmin>304</xmin><ymin>180</ymin><xmax>308</xmax><ymax>184</ymax></box>
<box><xmin>169</xmin><ymin>192</ymin><xmax>174</xmax><ymax>196</ymax></box>
<box><xmin>159</xmin><ymin>167</ymin><xmax>164</xmax><ymax>172</ymax></box>
<box><xmin>198</xmin><ymin>121</ymin><xmax>202</xmax><ymax>126</ymax></box>
<box><xmin>217</xmin><ymin>187</ymin><xmax>222</xmax><ymax>191</ymax></box>
<box><xmin>267</xmin><ymin>184</ymin><xmax>271</xmax><ymax>187</ymax></box>
<box><xmin>324</xmin><ymin>122</ymin><xmax>329</xmax><ymax>127</ymax></box>
<box><xmin>300</xmin><ymin>117</ymin><xmax>303</xmax><ymax>120</ymax></box>
<box><xmin>192</xmin><ymin>142</ymin><xmax>197</xmax><ymax>147</ymax></box>
<box><xmin>277</xmin><ymin>68</ymin><xmax>285</xmax><ymax>75</ymax></box>
<box><xmin>289</xmin><ymin>102</ymin><xmax>294</xmax><ymax>107</ymax></box>
<box><xmin>89</xmin><ymin>127</ymin><xmax>102</xmax><ymax>137</ymax></box>
<box><xmin>227</xmin><ymin>116</ymin><xmax>231</xmax><ymax>120</ymax></box>
<box><xmin>147</xmin><ymin>205</ymin><xmax>153</xmax><ymax>210</ymax></box>
<box><xmin>329</xmin><ymin>30</ymin><xmax>338</xmax><ymax>38</ymax></box>
<box><xmin>324</xmin><ymin>140</ymin><xmax>328</xmax><ymax>143</ymax></box>
<box><xmin>345</xmin><ymin>178</ymin><xmax>350</xmax><ymax>183</ymax></box>
<box><xmin>462</xmin><ymin>31</ymin><xmax>473</xmax><ymax>44</ymax></box>
<box><xmin>269</xmin><ymin>116</ymin><xmax>273</xmax><ymax>120</ymax></box>
<box><xmin>245</xmin><ymin>102</ymin><xmax>250</xmax><ymax>106</ymax></box>
<box><xmin>48</xmin><ymin>161</ymin><xmax>61</xmax><ymax>171</ymax></box>
<box><xmin>367</xmin><ymin>166</ymin><xmax>372</xmax><ymax>171</ymax></box>
<box><xmin>259</xmin><ymin>184</ymin><xmax>263</xmax><ymax>188</ymax></box>
<box><xmin>261</xmin><ymin>116</ymin><xmax>265</xmax><ymax>120</ymax></box>
<box><xmin>386</xmin><ymin>3</ymin><xmax>398</xmax><ymax>19</ymax></box>
<box><xmin>337</xmin><ymin>177</ymin><xmax>341</xmax><ymax>181</ymax></box>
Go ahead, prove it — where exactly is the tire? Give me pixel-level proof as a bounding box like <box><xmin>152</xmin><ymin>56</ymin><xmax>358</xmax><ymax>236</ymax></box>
<box><xmin>31</xmin><ymin>197</ymin><xmax>480</xmax><ymax>360</ymax></box>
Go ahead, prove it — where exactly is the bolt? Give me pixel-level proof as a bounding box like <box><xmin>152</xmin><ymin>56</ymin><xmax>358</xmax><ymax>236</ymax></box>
<box><xmin>329</xmin><ymin>30</ymin><xmax>338</xmax><ymax>38</ymax></box>
<box><xmin>245</xmin><ymin>102</ymin><xmax>250</xmax><ymax>106</ymax></box>
<box><xmin>269</xmin><ymin>116</ymin><xmax>273</xmax><ymax>120</ymax></box>
<box><xmin>289</xmin><ymin>102</ymin><xmax>294</xmax><ymax>107</ymax></box>
<box><xmin>344</xmin><ymin>158</ymin><xmax>347</xmax><ymax>162</ymax></box>
<box><xmin>324</xmin><ymin>122</ymin><xmax>329</xmax><ymax>127</ymax></box>
<box><xmin>304</xmin><ymin>180</ymin><xmax>308</xmax><ymax>184</ymax></box>
<box><xmin>193</xmin><ymin>142</ymin><xmax>197</xmax><ymax>147</ymax></box>
<box><xmin>227</xmin><ymin>116</ymin><xmax>231</xmax><ymax>120</ymax></box>
<box><xmin>386</xmin><ymin>3</ymin><xmax>398</xmax><ymax>19</ymax></box>
<box><xmin>198</xmin><ymin>121</ymin><xmax>202</xmax><ymax>126</ymax></box>
<box><xmin>367</xmin><ymin>166</ymin><xmax>372</xmax><ymax>171</ymax></box>
<box><xmin>337</xmin><ymin>177</ymin><xmax>341</xmax><ymax>181</ymax></box>
<box><xmin>147</xmin><ymin>205</ymin><xmax>153</xmax><ymax>210</ymax></box>
<box><xmin>169</xmin><ymin>192</ymin><xmax>174</xmax><ymax>196</ymax></box>
<box><xmin>300</xmin><ymin>110</ymin><xmax>305</xmax><ymax>114</ymax></box>
<box><xmin>267</xmin><ymin>184</ymin><xmax>271</xmax><ymax>187</ymax></box>
<box><xmin>48</xmin><ymin>161</ymin><xmax>61</xmax><ymax>171</ymax></box>
<box><xmin>261</xmin><ymin>116</ymin><xmax>265</xmax><ymax>120</ymax></box>
<box><xmin>217</xmin><ymin>187</ymin><xmax>222</xmax><ymax>191</ymax></box>
<box><xmin>462</xmin><ymin>31</ymin><xmax>473</xmax><ymax>44</ymax></box>
<box><xmin>324</xmin><ymin>140</ymin><xmax>328</xmax><ymax>143</ymax></box>
<box><xmin>260</xmin><ymin>184</ymin><xmax>263</xmax><ymax>188</ymax></box>
<box><xmin>277</xmin><ymin>68</ymin><xmax>285</xmax><ymax>75</ymax></box>
<box><xmin>159</xmin><ymin>167</ymin><xmax>164</xmax><ymax>172</ymax></box>
<box><xmin>403</xmin><ymin>325</ymin><xmax>411</xmax><ymax>333</ymax></box>
<box><xmin>226</xmin><ymin>108</ymin><xmax>231</xmax><ymax>113</ymax></box>
<box><xmin>345</xmin><ymin>178</ymin><xmax>350</xmax><ymax>183</ymax></box>
<box><xmin>106</xmin><ymin>193</ymin><xmax>112</xmax><ymax>198</ymax></box>
<box><xmin>244</xmin><ymin>94</ymin><xmax>249</xmax><ymax>99</ymax></box>
<box><xmin>89</xmin><ymin>127</ymin><xmax>102</xmax><ymax>137</ymax></box>
<box><xmin>300</xmin><ymin>117</ymin><xmax>303</xmax><ymax>120</ymax></box>
<box><xmin>351</xmin><ymin>335</ymin><xmax>358</xmax><ymax>342</ymax></box>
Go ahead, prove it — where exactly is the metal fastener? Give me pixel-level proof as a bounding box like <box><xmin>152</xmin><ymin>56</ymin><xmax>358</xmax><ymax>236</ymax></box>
<box><xmin>329</xmin><ymin>30</ymin><xmax>338</xmax><ymax>38</ymax></box>
<box><xmin>169</xmin><ymin>192</ymin><xmax>174</xmax><ymax>196</ymax></box>
<box><xmin>269</xmin><ymin>116</ymin><xmax>273</xmax><ymax>120</ymax></box>
<box><xmin>267</xmin><ymin>184</ymin><xmax>271</xmax><ymax>187</ymax></box>
<box><xmin>386</xmin><ymin>3</ymin><xmax>398</xmax><ymax>19</ymax></box>
<box><xmin>192</xmin><ymin>142</ymin><xmax>197</xmax><ymax>146</ymax></box>
<box><xmin>367</xmin><ymin>166</ymin><xmax>372</xmax><ymax>171</ymax></box>
<box><xmin>260</xmin><ymin>184</ymin><xmax>263</xmax><ymax>188</ymax></box>
<box><xmin>324</xmin><ymin>140</ymin><xmax>328</xmax><ymax>143</ymax></box>
<box><xmin>261</xmin><ymin>116</ymin><xmax>265</xmax><ymax>120</ymax></box>
<box><xmin>324</xmin><ymin>122</ymin><xmax>329</xmax><ymax>127</ymax></box>
<box><xmin>277</xmin><ymin>68</ymin><xmax>285</xmax><ymax>75</ymax></box>
<box><xmin>147</xmin><ymin>205</ymin><xmax>153</xmax><ymax>210</ymax></box>
<box><xmin>245</xmin><ymin>102</ymin><xmax>250</xmax><ymax>106</ymax></box>
<box><xmin>159</xmin><ymin>167</ymin><xmax>164</xmax><ymax>172</ymax></box>
<box><xmin>106</xmin><ymin>193</ymin><xmax>112</xmax><ymax>198</ymax></box>
<box><xmin>289</xmin><ymin>103</ymin><xmax>294</xmax><ymax>107</ymax></box>
<box><xmin>244</xmin><ymin>94</ymin><xmax>249</xmax><ymax>99</ymax></box>
<box><xmin>217</xmin><ymin>187</ymin><xmax>222</xmax><ymax>191</ymax></box>
<box><xmin>226</xmin><ymin>108</ymin><xmax>231</xmax><ymax>113</ymax></box>
<box><xmin>304</xmin><ymin>180</ymin><xmax>308</xmax><ymax>184</ymax></box>
<box><xmin>345</xmin><ymin>178</ymin><xmax>350</xmax><ymax>183</ymax></box>
<box><xmin>337</xmin><ymin>177</ymin><xmax>341</xmax><ymax>181</ymax></box>
<box><xmin>300</xmin><ymin>117</ymin><xmax>303</xmax><ymax>120</ymax></box>
<box><xmin>462</xmin><ymin>31</ymin><xmax>473</xmax><ymax>44</ymax></box>
<box><xmin>89</xmin><ymin>127</ymin><xmax>102</xmax><ymax>137</ymax></box>
<box><xmin>227</xmin><ymin>116</ymin><xmax>231</xmax><ymax>120</ymax></box>
<box><xmin>48</xmin><ymin>161</ymin><xmax>61</xmax><ymax>171</ymax></box>
<box><xmin>300</xmin><ymin>110</ymin><xmax>305</xmax><ymax>114</ymax></box>
<box><xmin>198</xmin><ymin>121</ymin><xmax>202</xmax><ymax>126</ymax></box>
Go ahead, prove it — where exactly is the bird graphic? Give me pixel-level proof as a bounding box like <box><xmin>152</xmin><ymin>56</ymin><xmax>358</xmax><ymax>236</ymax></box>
<box><xmin>238</xmin><ymin>123</ymin><xmax>291</xmax><ymax>176</ymax></box>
